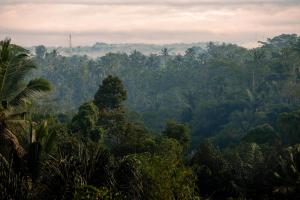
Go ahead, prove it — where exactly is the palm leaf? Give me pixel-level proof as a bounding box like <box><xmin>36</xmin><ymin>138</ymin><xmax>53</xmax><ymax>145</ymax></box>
<box><xmin>3</xmin><ymin>61</ymin><xmax>37</xmax><ymax>99</ymax></box>
<box><xmin>0</xmin><ymin>39</ymin><xmax>51</xmax><ymax>162</ymax></box>
<box><xmin>0</xmin><ymin>39</ymin><xmax>37</xmax><ymax>101</ymax></box>
<box><xmin>10</xmin><ymin>78</ymin><xmax>51</xmax><ymax>106</ymax></box>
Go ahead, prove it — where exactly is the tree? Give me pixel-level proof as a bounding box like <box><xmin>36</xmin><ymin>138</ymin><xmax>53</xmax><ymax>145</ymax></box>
<box><xmin>272</xmin><ymin>145</ymin><xmax>300</xmax><ymax>199</ymax></box>
<box><xmin>191</xmin><ymin>139</ymin><xmax>231</xmax><ymax>199</ymax></box>
<box><xmin>0</xmin><ymin>39</ymin><xmax>51</xmax><ymax>159</ymax></box>
<box><xmin>71</xmin><ymin>102</ymin><xmax>103</xmax><ymax>141</ymax></box>
<box><xmin>160</xmin><ymin>48</ymin><xmax>169</xmax><ymax>57</ymax></box>
<box><xmin>163</xmin><ymin>121</ymin><xmax>190</xmax><ymax>150</ymax></box>
<box><xmin>185</xmin><ymin>47</ymin><xmax>197</xmax><ymax>58</ymax></box>
<box><xmin>37</xmin><ymin>143</ymin><xmax>114</xmax><ymax>200</ymax></box>
<box><xmin>138</xmin><ymin>138</ymin><xmax>198</xmax><ymax>200</ymax></box>
<box><xmin>115</xmin><ymin>156</ymin><xmax>143</xmax><ymax>200</ymax></box>
<box><xmin>160</xmin><ymin>48</ymin><xmax>169</xmax><ymax>69</ymax></box>
<box><xmin>35</xmin><ymin>45</ymin><xmax>47</xmax><ymax>59</ymax></box>
<box><xmin>26</xmin><ymin>121</ymin><xmax>57</xmax><ymax>181</ymax></box>
<box><xmin>94</xmin><ymin>75</ymin><xmax>127</xmax><ymax>110</ymax></box>
<box><xmin>279</xmin><ymin>109</ymin><xmax>300</xmax><ymax>145</ymax></box>
<box><xmin>242</xmin><ymin>124</ymin><xmax>280</xmax><ymax>145</ymax></box>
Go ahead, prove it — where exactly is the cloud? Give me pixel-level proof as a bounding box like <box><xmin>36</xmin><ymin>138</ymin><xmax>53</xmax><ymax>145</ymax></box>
<box><xmin>1</xmin><ymin>0</ymin><xmax>300</xmax><ymax>6</ymax></box>
<box><xmin>0</xmin><ymin>0</ymin><xmax>299</xmax><ymax>47</ymax></box>
<box><xmin>0</xmin><ymin>29</ymin><xmax>266</xmax><ymax>47</ymax></box>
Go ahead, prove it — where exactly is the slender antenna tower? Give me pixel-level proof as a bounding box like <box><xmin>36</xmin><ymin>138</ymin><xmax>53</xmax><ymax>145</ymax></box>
<box><xmin>69</xmin><ymin>34</ymin><xmax>72</xmax><ymax>49</ymax></box>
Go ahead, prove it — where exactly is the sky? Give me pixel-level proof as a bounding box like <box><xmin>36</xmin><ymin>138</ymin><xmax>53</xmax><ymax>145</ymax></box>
<box><xmin>0</xmin><ymin>0</ymin><xmax>300</xmax><ymax>47</ymax></box>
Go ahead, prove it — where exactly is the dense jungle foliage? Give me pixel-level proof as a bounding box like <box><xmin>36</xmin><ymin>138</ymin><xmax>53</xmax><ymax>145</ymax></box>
<box><xmin>1</xmin><ymin>33</ymin><xmax>300</xmax><ymax>199</ymax></box>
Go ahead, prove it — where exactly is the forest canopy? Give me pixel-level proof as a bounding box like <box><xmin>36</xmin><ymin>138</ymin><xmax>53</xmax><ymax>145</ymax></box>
<box><xmin>1</xmin><ymin>33</ymin><xmax>300</xmax><ymax>199</ymax></box>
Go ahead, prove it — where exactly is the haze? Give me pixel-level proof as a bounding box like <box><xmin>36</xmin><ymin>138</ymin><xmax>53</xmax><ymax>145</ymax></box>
<box><xmin>1</xmin><ymin>0</ymin><xmax>300</xmax><ymax>47</ymax></box>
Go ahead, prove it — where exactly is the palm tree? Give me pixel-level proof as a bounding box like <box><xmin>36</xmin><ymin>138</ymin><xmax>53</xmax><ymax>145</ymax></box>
<box><xmin>26</xmin><ymin>120</ymin><xmax>58</xmax><ymax>181</ymax></box>
<box><xmin>0</xmin><ymin>39</ymin><xmax>51</xmax><ymax>159</ymax></box>
<box><xmin>36</xmin><ymin>143</ymin><xmax>114</xmax><ymax>200</ymax></box>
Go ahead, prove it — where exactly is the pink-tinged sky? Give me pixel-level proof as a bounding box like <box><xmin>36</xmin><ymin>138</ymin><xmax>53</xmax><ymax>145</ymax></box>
<box><xmin>0</xmin><ymin>0</ymin><xmax>300</xmax><ymax>47</ymax></box>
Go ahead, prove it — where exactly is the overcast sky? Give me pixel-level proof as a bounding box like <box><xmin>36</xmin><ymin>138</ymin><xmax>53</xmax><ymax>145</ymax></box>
<box><xmin>0</xmin><ymin>0</ymin><xmax>300</xmax><ymax>47</ymax></box>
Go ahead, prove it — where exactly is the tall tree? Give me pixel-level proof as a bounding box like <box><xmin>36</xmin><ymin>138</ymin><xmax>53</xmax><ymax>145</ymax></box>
<box><xmin>94</xmin><ymin>75</ymin><xmax>127</xmax><ymax>110</ymax></box>
<box><xmin>71</xmin><ymin>102</ymin><xmax>102</xmax><ymax>141</ymax></box>
<box><xmin>163</xmin><ymin>121</ymin><xmax>190</xmax><ymax>150</ymax></box>
<box><xmin>0</xmin><ymin>39</ymin><xmax>51</xmax><ymax>159</ymax></box>
<box><xmin>279</xmin><ymin>109</ymin><xmax>300</xmax><ymax>145</ymax></box>
<box><xmin>35</xmin><ymin>45</ymin><xmax>47</xmax><ymax>59</ymax></box>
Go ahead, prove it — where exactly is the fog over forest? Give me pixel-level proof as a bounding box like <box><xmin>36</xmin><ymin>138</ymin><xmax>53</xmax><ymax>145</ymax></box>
<box><xmin>1</xmin><ymin>1</ymin><xmax>300</xmax><ymax>200</ymax></box>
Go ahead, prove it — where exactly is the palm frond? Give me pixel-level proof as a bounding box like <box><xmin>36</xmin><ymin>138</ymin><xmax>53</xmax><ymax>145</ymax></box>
<box><xmin>3</xmin><ymin>60</ymin><xmax>37</xmax><ymax>99</ymax></box>
<box><xmin>0</xmin><ymin>38</ymin><xmax>37</xmax><ymax>101</ymax></box>
<box><xmin>10</xmin><ymin>78</ymin><xmax>51</xmax><ymax>106</ymax></box>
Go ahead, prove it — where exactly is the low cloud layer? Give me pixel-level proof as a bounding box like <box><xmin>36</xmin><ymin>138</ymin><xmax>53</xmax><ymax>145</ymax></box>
<box><xmin>1</xmin><ymin>0</ymin><xmax>300</xmax><ymax>6</ymax></box>
<box><xmin>0</xmin><ymin>0</ymin><xmax>299</xmax><ymax>47</ymax></box>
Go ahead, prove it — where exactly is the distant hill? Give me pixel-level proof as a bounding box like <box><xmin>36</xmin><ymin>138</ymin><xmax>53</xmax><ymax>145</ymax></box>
<box><xmin>28</xmin><ymin>42</ymin><xmax>207</xmax><ymax>58</ymax></box>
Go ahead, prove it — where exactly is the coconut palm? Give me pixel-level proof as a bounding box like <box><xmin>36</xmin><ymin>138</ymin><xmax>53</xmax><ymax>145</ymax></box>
<box><xmin>36</xmin><ymin>143</ymin><xmax>114</xmax><ymax>200</ymax></box>
<box><xmin>0</xmin><ymin>38</ymin><xmax>51</xmax><ymax>159</ymax></box>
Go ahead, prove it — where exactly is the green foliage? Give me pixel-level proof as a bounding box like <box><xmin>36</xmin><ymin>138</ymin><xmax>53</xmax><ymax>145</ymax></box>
<box><xmin>272</xmin><ymin>145</ymin><xmax>300</xmax><ymax>199</ymax></box>
<box><xmin>138</xmin><ymin>138</ymin><xmax>198</xmax><ymax>200</ymax></box>
<box><xmin>35</xmin><ymin>45</ymin><xmax>46</xmax><ymax>59</ymax></box>
<box><xmin>115</xmin><ymin>156</ymin><xmax>143</xmax><ymax>200</ymax></box>
<box><xmin>110</xmin><ymin>122</ymin><xmax>155</xmax><ymax>157</ymax></box>
<box><xmin>163</xmin><ymin>120</ymin><xmax>190</xmax><ymax>150</ymax></box>
<box><xmin>94</xmin><ymin>75</ymin><xmax>127</xmax><ymax>110</ymax></box>
<box><xmin>71</xmin><ymin>102</ymin><xmax>103</xmax><ymax>141</ymax></box>
<box><xmin>2</xmin><ymin>35</ymin><xmax>300</xmax><ymax>200</ymax></box>
<box><xmin>98</xmin><ymin>107</ymin><xmax>127</xmax><ymax>145</ymax></box>
<box><xmin>74</xmin><ymin>185</ymin><xmax>111</xmax><ymax>200</ymax></box>
<box><xmin>191</xmin><ymin>139</ymin><xmax>232</xmax><ymax>199</ymax></box>
<box><xmin>0</xmin><ymin>154</ymin><xmax>31</xmax><ymax>200</ymax></box>
<box><xmin>242</xmin><ymin>124</ymin><xmax>280</xmax><ymax>144</ymax></box>
<box><xmin>26</xmin><ymin>120</ymin><xmax>57</xmax><ymax>181</ymax></box>
<box><xmin>0</xmin><ymin>38</ymin><xmax>51</xmax><ymax>160</ymax></box>
<box><xmin>0</xmin><ymin>39</ymin><xmax>51</xmax><ymax>108</ymax></box>
<box><xmin>32</xmin><ymin>34</ymin><xmax>300</xmax><ymax>142</ymax></box>
<box><xmin>279</xmin><ymin>109</ymin><xmax>300</xmax><ymax>144</ymax></box>
<box><xmin>36</xmin><ymin>142</ymin><xmax>114</xmax><ymax>200</ymax></box>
